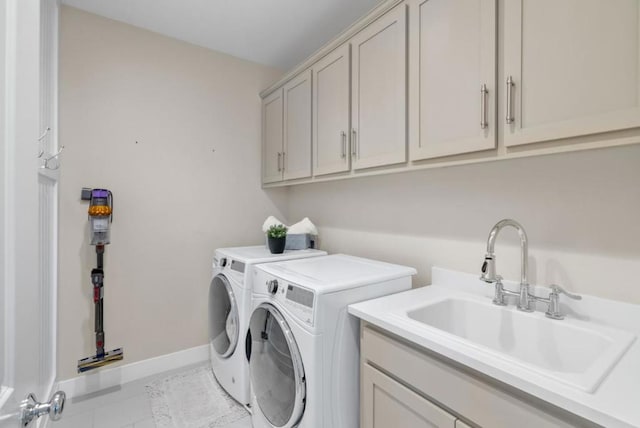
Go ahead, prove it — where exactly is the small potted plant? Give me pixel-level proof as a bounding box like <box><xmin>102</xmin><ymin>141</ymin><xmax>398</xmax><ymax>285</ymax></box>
<box><xmin>267</xmin><ymin>224</ymin><xmax>288</xmax><ymax>254</ymax></box>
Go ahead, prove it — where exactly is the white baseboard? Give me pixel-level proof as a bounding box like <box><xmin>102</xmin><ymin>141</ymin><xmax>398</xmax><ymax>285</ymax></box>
<box><xmin>55</xmin><ymin>344</ymin><xmax>209</xmax><ymax>399</ymax></box>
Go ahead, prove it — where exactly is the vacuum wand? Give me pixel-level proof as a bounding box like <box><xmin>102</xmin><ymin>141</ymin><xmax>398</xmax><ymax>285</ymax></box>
<box><xmin>92</xmin><ymin>245</ymin><xmax>106</xmax><ymax>359</ymax></box>
<box><xmin>78</xmin><ymin>189</ymin><xmax>123</xmax><ymax>373</ymax></box>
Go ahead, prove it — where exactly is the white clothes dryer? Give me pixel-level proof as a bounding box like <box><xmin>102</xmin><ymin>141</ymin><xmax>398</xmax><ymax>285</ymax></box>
<box><xmin>209</xmin><ymin>246</ymin><xmax>327</xmax><ymax>407</ymax></box>
<box><xmin>248</xmin><ymin>254</ymin><xmax>416</xmax><ymax>427</ymax></box>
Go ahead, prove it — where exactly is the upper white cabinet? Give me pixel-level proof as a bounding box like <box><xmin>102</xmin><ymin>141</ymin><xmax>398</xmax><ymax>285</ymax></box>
<box><xmin>313</xmin><ymin>45</ymin><xmax>351</xmax><ymax>176</ymax></box>
<box><xmin>351</xmin><ymin>3</ymin><xmax>407</xmax><ymax>170</ymax></box>
<box><xmin>503</xmin><ymin>0</ymin><xmax>640</xmax><ymax>147</ymax></box>
<box><xmin>261</xmin><ymin>0</ymin><xmax>640</xmax><ymax>186</ymax></box>
<box><xmin>262</xmin><ymin>88</ymin><xmax>284</xmax><ymax>184</ymax></box>
<box><xmin>313</xmin><ymin>3</ymin><xmax>408</xmax><ymax>177</ymax></box>
<box><xmin>283</xmin><ymin>69</ymin><xmax>312</xmax><ymax>180</ymax></box>
<box><xmin>262</xmin><ymin>71</ymin><xmax>312</xmax><ymax>184</ymax></box>
<box><xmin>409</xmin><ymin>0</ymin><xmax>497</xmax><ymax>160</ymax></box>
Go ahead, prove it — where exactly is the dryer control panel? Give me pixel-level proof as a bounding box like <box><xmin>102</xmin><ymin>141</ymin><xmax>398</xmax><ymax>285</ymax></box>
<box><xmin>215</xmin><ymin>256</ymin><xmax>247</xmax><ymax>288</ymax></box>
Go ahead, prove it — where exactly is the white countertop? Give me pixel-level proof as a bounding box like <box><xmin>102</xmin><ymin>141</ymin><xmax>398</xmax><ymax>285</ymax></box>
<box><xmin>348</xmin><ymin>267</ymin><xmax>640</xmax><ymax>428</ymax></box>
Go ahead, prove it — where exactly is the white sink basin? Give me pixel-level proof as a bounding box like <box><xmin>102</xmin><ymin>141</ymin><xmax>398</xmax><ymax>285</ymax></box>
<box><xmin>349</xmin><ymin>268</ymin><xmax>640</xmax><ymax>427</ymax></box>
<box><xmin>404</xmin><ymin>296</ymin><xmax>635</xmax><ymax>392</ymax></box>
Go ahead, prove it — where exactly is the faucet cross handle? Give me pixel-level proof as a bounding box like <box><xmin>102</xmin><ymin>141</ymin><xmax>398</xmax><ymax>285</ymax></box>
<box><xmin>549</xmin><ymin>284</ymin><xmax>582</xmax><ymax>300</ymax></box>
<box><xmin>544</xmin><ymin>284</ymin><xmax>582</xmax><ymax>320</ymax></box>
<box><xmin>492</xmin><ymin>276</ymin><xmax>508</xmax><ymax>306</ymax></box>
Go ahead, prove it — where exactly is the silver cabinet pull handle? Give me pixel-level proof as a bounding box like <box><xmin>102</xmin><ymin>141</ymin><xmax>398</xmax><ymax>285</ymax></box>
<box><xmin>277</xmin><ymin>152</ymin><xmax>281</xmax><ymax>172</ymax></box>
<box><xmin>340</xmin><ymin>131</ymin><xmax>347</xmax><ymax>158</ymax></box>
<box><xmin>351</xmin><ymin>128</ymin><xmax>357</xmax><ymax>158</ymax></box>
<box><xmin>480</xmin><ymin>84</ymin><xmax>488</xmax><ymax>129</ymax></box>
<box><xmin>281</xmin><ymin>152</ymin><xmax>285</xmax><ymax>171</ymax></box>
<box><xmin>506</xmin><ymin>76</ymin><xmax>514</xmax><ymax>124</ymax></box>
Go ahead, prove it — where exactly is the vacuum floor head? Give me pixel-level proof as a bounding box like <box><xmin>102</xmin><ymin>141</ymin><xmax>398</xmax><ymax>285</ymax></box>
<box><xmin>77</xmin><ymin>348</ymin><xmax>124</xmax><ymax>373</ymax></box>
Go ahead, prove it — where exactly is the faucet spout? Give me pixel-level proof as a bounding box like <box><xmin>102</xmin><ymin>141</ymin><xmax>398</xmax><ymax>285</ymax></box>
<box><xmin>480</xmin><ymin>219</ymin><xmax>533</xmax><ymax>312</ymax></box>
<box><xmin>485</xmin><ymin>219</ymin><xmax>528</xmax><ymax>286</ymax></box>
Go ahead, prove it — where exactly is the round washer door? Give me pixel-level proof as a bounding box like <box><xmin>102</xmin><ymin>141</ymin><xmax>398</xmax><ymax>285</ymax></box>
<box><xmin>249</xmin><ymin>303</ymin><xmax>305</xmax><ymax>428</ymax></box>
<box><xmin>208</xmin><ymin>274</ymin><xmax>239</xmax><ymax>358</ymax></box>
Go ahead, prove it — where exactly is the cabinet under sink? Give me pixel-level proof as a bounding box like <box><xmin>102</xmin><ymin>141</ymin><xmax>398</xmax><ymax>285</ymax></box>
<box><xmin>349</xmin><ymin>267</ymin><xmax>640</xmax><ymax>427</ymax></box>
<box><xmin>360</xmin><ymin>324</ymin><xmax>601</xmax><ymax>428</ymax></box>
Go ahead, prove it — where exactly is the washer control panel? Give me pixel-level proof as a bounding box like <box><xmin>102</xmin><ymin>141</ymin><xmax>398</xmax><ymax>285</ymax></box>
<box><xmin>254</xmin><ymin>270</ymin><xmax>315</xmax><ymax>326</ymax></box>
<box><xmin>286</xmin><ymin>284</ymin><xmax>314</xmax><ymax>308</ymax></box>
<box><xmin>267</xmin><ymin>279</ymin><xmax>279</xmax><ymax>294</ymax></box>
<box><xmin>283</xmin><ymin>283</ymin><xmax>315</xmax><ymax>326</ymax></box>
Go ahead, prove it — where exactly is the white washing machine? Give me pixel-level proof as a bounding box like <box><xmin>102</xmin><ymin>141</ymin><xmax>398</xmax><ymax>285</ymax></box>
<box><xmin>248</xmin><ymin>254</ymin><xmax>416</xmax><ymax>427</ymax></box>
<box><xmin>209</xmin><ymin>246</ymin><xmax>327</xmax><ymax>407</ymax></box>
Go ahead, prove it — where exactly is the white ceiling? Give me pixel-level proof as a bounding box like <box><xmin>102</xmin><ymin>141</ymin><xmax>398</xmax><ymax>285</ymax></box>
<box><xmin>61</xmin><ymin>0</ymin><xmax>383</xmax><ymax>70</ymax></box>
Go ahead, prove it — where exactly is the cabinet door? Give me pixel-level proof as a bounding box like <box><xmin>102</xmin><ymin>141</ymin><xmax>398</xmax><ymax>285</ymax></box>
<box><xmin>262</xmin><ymin>88</ymin><xmax>284</xmax><ymax>184</ymax></box>
<box><xmin>504</xmin><ymin>0</ymin><xmax>640</xmax><ymax>147</ymax></box>
<box><xmin>283</xmin><ymin>69</ymin><xmax>312</xmax><ymax>180</ymax></box>
<box><xmin>409</xmin><ymin>0</ymin><xmax>496</xmax><ymax>160</ymax></box>
<box><xmin>362</xmin><ymin>364</ymin><xmax>457</xmax><ymax>428</ymax></box>
<box><xmin>313</xmin><ymin>44</ymin><xmax>351</xmax><ymax>176</ymax></box>
<box><xmin>351</xmin><ymin>4</ymin><xmax>407</xmax><ymax>170</ymax></box>
<box><xmin>455</xmin><ymin>420</ymin><xmax>473</xmax><ymax>428</ymax></box>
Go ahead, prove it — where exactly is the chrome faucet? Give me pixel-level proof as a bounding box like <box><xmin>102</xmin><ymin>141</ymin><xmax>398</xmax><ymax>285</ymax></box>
<box><xmin>480</xmin><ymin>219</ymin><xmax>534</xmax><ymax>312</ymax></box>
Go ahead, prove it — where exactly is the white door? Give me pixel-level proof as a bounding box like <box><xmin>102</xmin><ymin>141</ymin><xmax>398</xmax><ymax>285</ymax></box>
<box><xmin>504</xmin><ymin>0</ymin><xmax>640</xmax><ymax>147</ymax></box>
<box><xmin>409</xmin><ymin>0</ymin><xmax>497</xmax><ymax>160</ymax></box>
<box><xmin>283</xmin><ymin>69</ymin><xmax>312</xmax><ymax>181</ymax></box>
<box><xmin>262</xmin><ymin>89</ymin><xmax>284</xmax><ymax>184</ymax></box>
<box><xmin>313</xmin><ymin>44</ymin><xmax>351</xmax><ymax>176</ymax></box>
<box><xmin>351</xmin><ymin>3</ymin><xmax>407</xmax><ymax>170</ymax></box>
<box><xmin>1</xmin><ymin>0</ymin><xmax>61</xmax><ymax>426</ymax></box>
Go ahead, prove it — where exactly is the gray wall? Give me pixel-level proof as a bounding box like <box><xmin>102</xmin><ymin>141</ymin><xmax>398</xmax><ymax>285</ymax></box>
<box><xmin>58</xmin><ymin>5</ymin><xmax>640</xmax><ymax>383</ymax></box>
<box><xmin>58</xmin><ymin>6</ymin><xmax>286</xmax><ymax>380</ymax></box>
<box><xmin>288</xmin><ymin>144</ymin><xmax>640</xmax><ymax>303</ymax></box>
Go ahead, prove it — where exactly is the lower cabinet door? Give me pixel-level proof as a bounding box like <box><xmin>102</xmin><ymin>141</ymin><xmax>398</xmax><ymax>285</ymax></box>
<box><xmin>362</xmin><ymin>364</ymin><xmax>457</xmax><ymax>428</ymax></box>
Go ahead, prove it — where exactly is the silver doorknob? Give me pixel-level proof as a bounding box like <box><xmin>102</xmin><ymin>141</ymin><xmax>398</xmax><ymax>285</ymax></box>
<box><xmin>20</xmin><ymin>391</ymin><xmax>65</xmax><ymax>426</ymax></box>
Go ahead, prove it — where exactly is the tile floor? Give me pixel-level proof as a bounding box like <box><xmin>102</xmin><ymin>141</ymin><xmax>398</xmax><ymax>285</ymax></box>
<box><xmin>51</xmin><ymin>364</ymin><xmax>252</xmax><ymax>428</ymax></box>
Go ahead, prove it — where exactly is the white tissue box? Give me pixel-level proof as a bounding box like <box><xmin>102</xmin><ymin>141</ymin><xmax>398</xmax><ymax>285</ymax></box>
<box><xmin>285</xmin><ymin>234</ymin><xmax>316</xmax><ymax>250</ymax></box>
